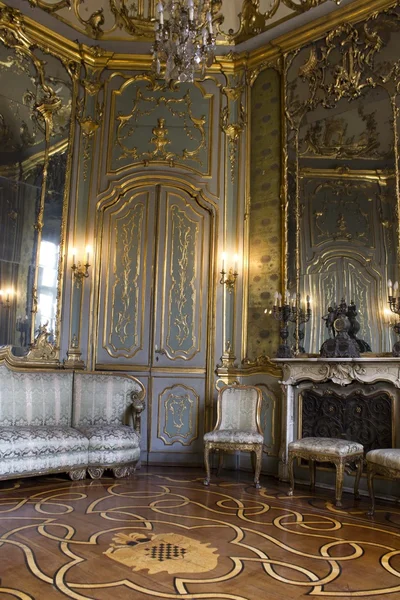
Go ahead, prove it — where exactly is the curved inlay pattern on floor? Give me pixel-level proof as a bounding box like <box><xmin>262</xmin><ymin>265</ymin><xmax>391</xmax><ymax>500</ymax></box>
<box><xmin>0</xmin><ymin>468</ymin><xmax>400</xmax><ymax>599</ymax></box>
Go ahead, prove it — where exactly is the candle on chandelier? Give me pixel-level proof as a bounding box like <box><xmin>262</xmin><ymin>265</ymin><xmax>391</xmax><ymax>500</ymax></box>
<box><xmin>157</xmin><ymin>1</ymin><xmax>164</xmax><ymax>25</ymax></box>
<box><xmin>188</xmin><ymin>0</ymin><xmax>194</xmax><ymax>20</ymax></box>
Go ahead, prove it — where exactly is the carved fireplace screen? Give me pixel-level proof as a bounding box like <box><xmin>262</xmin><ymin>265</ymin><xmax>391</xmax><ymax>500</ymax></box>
<box><xmin>299</xmin><ymin>385</ymin><xmax>393</xmax><ymax>455</ymax></box>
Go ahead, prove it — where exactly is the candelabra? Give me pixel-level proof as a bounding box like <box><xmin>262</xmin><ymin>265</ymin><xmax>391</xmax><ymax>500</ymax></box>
<box><xmin>71</xmin><ymin>246</ymin><xmax>91</xmax><ymax>287</ymax></box>
<box><xmin>271</xmin><ymin>291</ymin><xmax>311</xmax><ymax>357</ymax></box>
<box><xmin>0</xmin><ymin>289</ymin><xmax>14</xmax><ymax>308</ymax></box>
<box><xmin>220</xmin><ymin>252</ymin><xmax>239</xmax><ymax>293</ymax></box>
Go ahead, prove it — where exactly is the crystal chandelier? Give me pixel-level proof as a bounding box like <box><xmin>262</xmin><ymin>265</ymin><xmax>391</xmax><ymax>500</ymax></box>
<box><xmin>152</xmin><ymin>1</ymin><xmax>216</xmax><ymax>83</ymax></box>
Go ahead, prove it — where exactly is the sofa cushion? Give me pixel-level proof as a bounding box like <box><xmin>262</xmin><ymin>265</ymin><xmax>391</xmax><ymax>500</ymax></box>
<box><xmin>77</xmin><ymin>425</ymin><xmax>140</xmax><ymax>466</ymax></box>
<box><xmin>0</xmin><ymin>426</ymin><xmax>88</xmax><ymax>478</ymax></box>
<box><xmin>0</xmin><ymin>426</ymin><xmax>88</xmax><ymax>460</ymax></box>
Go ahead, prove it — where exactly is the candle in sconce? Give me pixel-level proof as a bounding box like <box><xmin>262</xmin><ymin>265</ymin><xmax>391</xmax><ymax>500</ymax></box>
<box><xmin>221</xmin><ymin>252</ymin><xmax>226</xmax><ymax>273</ymax></box>
<box><xmin>274</xmin><ymin>291</ymin><xmax>279</xmax><ymax>306</ymax></box>
<box><xmin>394</xmin><ymin>281</ymin><xmax>399</xmax><ymax>296</ymax></box>
<box><xmin>233</xmin><ymin>254</ymin><xmax>239</xmax><ymax>274</ymax></box>
<box><xmin>85</xmin><ymin>245</ymin><xmax>92</xmax><ymax>265</ymax></box>
<box><xmin>291</xmin><ymin>293</ymin><xmax>296</xmax><ymax>308</ymax></box>
<box><xmin>278</xmin><ymin>293</ymin><xmax>282</xmax><ymax>307</ymax></box>
<box><xmin>72</xmin><ymin>247</ymin><xmax>77</xmax><ymax>266</ymax></box>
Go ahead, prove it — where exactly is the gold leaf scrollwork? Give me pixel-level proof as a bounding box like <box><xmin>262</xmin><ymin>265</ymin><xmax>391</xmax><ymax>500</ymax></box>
<box><xmin>26</xmin><ymin>322</ymin><xmax>58</xmax><ymax>362</ymax></box>
<box><xmin>165</xmin><ymin>394</ymin><xmax>194</xmax><ymax>440</ymax></box>
<box><xmin>115</xmin><ymin>84</ymin><xmax>207</xmax><ymax>167</ymax></box>
<box><xmin>110</xmin><ymin>203</ymin><xmax>144</xmax><ymax>353</ymax></box>
<box><xmin>221</xmin><ymin>103</ymin><xmax>246</xmax><ymax>182</ymax></box>
<box><xmin>167</xmin><ymin>206</ymin><xmax>197</xmax><ymax>353</ymax></box>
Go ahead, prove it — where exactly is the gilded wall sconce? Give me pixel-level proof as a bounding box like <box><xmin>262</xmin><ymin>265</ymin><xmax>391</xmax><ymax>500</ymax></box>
<box><xmin>71</xmin><ymin>246</ymin><xmax>91</xmax><ymax>287</ymax></box>
<box><xmin>220</xmin><ymin>252</ymin><xmax>238</xmax><ymax>293</ymax></box>
<box><xmin>0</xmin><ymin>288</ymin><xmax>14</xmax><ymax>308</ymax></box>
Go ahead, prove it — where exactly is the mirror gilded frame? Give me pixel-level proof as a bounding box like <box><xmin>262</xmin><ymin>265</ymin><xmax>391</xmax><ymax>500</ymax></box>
<box><xmin>0</xmin><ymin>6</ymin><xmax>78</xmax><ymax>364</ymax></box>
<box><xmin>283</xmin><ymin>6</ymin><xmax>400</xmax><ymax>355</ymax></box>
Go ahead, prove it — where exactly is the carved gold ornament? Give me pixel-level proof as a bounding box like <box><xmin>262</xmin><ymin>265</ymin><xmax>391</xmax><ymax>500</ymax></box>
<box><xmin>105</xmin><ymin>532</ymin><xmax>219</xmax><ymax>575</ymax></box>
<box><xmin>23</xmin><ymin>0</ymin><xmax>341</xmax><ymax>43</ymax></box>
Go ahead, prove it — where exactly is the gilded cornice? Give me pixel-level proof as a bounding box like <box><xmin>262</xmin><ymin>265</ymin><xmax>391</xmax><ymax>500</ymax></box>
<box><xmin>245</xmin><ymin>0</ymin><xmax>399</xmax><ymax>70</ymax></box>
<box><xmin>1</xmin><ymin>0</ymin><xmax>396</xmax><ymax>74</ymax></box>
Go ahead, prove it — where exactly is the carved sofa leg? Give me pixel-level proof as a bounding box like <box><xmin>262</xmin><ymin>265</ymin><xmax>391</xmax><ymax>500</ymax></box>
<box><xmin>112</xmin><ymin>465</ymin><xmax>135</xmax><ymax>478</ymax></box>
<box><xmin>88</xmin><ymin>467</ymin><xmax>105</xmax><ymax>479</ymax></box>
<box><xmin>69</xmin><ymin>468</ymin><xmax>87</xmax><ymax>481</ymax></box>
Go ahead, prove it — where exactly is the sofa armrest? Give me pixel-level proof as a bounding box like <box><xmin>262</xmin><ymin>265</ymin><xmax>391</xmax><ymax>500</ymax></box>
<box><xmin>130</xmin><ymin>390</ymin><xmax>146</xmax><ymax>434</ymax></box>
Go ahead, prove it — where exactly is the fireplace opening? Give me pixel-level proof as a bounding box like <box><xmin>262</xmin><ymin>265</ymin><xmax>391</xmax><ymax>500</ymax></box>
<box><xmin>299</xmin><ymin>383</ymin><xmax>394</xmax><ymax>454</ymax></box>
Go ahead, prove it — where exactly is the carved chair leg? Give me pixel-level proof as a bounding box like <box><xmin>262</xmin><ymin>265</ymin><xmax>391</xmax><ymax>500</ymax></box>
<box><xmin>69</xmin><ymin>468</ymin><xmax>86</xmax><ymax>481</ymax></box>
<box><xmin>309</xmin><ymin>459</ymin><xmax>316</xmax><ymax>492</ymax></box>
<box><xmin>354</xmin><ymin>455</ymin><xmax>363</xmax><ymax>500</ymax></box>
<box><xmin>367</xmin><ymin>465</ymin><xmax>376</xmax><ymax>517</ymax></box>
<box><xmin>334</xmin><ymin>459</ymin><xmax>345</xmax><ymax>508</ymax></box>
<box><xmin>287</xmin><ymin>452</ymin><xmax>294</xmax><ymax>497</ymax></box>
<box><xmin>253</xmin><ymin>445</ymin><xmax>263</xmax><ymax>489</ymax></box>
<box><xmin>204</xmin><ymin>443</ymin><xmax>211</xmax><ymax>486</ymax></box>
<box><xmin>216</xmin><ymin>451</ymin><xmax>224</xmax><ymax>477</ymax></box>
<box><xmin>250</xmin><ymin>450</ymin><xmax>256</xmax><ymax>474</ymax></box>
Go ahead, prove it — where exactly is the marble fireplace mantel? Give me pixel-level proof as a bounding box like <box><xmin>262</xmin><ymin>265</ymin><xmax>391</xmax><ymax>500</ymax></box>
<box><xmin>272</xmin><ymin>357</ymin><xmax>400</xmax><ymax>480</ymax></box>
<box><xmin>275</xmin><ymin>357</ymin><xmax>400</xmax><ymax>388</ymax></box>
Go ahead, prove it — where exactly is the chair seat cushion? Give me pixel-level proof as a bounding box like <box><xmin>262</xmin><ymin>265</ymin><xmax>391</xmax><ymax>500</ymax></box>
<box><xmin>204</xmin><ymin>429</ymin><xmax>264</xmax><ymax>444</ymax></box>
<box><xmin>366</xmin><ymin>449</ymin><xmax>400</xmax><ymax>470</ymax></box>
<box><xmin>289</xmin><ymin>437</ymin><xmax>363</xmax><ymax>456</ymax></box>
<box><xmin>77</xmin><ymin>425</ymin><xmax>140</xmax><ymax>467</ymax></box>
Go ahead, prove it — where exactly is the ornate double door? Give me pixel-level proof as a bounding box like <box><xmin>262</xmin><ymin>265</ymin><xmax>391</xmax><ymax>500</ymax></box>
<box><xmin>95</xmin><ymin>183</ymin><xmax>213</xmax><ymax>463</ymax></box>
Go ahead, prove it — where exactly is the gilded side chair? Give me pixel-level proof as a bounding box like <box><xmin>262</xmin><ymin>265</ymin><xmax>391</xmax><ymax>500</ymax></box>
<box><xmin>203</xmin><ymin>383</ymin><xmax>264</xmax><ymax>488</ymax></box>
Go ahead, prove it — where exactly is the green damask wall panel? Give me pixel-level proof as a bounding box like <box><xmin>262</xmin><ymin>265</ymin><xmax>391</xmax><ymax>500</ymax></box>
<box><xmin>247</xmin><ymin>68</ymin><xmax>281</xmax><ymax>359</ymax></box>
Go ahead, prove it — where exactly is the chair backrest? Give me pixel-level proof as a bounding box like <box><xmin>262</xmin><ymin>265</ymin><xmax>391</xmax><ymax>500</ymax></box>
<box><xmin>215</xmin><ymin>384</ymin><xmax>263</xmax><ymax>433</ymax></box>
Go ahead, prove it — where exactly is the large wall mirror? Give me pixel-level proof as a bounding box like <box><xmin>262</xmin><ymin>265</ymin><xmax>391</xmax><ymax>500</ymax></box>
<box><xmin>285</xmin><ymin>9</ymin><xmax>400</xmax><ymax>355</ymax></box>
<box><xmin>0</xmin><ymin>19</ymin><xmax>73</xmax><ymax>358</ymax></box>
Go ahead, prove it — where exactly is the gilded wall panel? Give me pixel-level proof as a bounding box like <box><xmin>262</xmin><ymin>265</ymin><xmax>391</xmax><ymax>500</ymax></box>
<box><xmin>166</xmin><ymin>205</ymin><xmax>198</xmax><ymax>357</ymax></box>
<box><xmin>157</xmin><ymin>383</ymin><xmax>199</xmax><ymax>447</ymax></box>
<box><xmin>108</xmin><ymin>77</ymin><xmax>212</xmax><ymax>176</ymax></box>
<box><xmin>106</xmin><ymin>203</ymin><xmax>144</xmax><ymax>356</ymax></box>
<box><xmin>97</xmin><ymin>189</ymin><xmax>153</xmax><ymax>363</ymax></box>
<box><xmin>156</xmin><ymin>188</ymin><xmax>210</xmax><ymax>365</ymax></box>
<box><xmin>247</xmin><ymin>68</ymin><xmax>281</xmax><ymax>360</ymax></box>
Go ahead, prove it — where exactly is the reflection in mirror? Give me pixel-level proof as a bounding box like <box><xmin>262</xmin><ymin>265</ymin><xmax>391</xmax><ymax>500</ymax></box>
<box><xmin>285</xmin><ymin>10</ymin><xmax>400</xmax><ymax>355</ymax></box>
<box><xmin>0</xmin><ymin>32</ymin><xmax>72</xmax><ymax>358</ymax></box>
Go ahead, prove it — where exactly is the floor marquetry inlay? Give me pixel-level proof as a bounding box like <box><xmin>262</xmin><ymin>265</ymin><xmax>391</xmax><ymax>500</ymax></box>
<box><xmin>0</xmin><ymin>467</ymin><xmax>400</xmax><ymax>599</ymax></box>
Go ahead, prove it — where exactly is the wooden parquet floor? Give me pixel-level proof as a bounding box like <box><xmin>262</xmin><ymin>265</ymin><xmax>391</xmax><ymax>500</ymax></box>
<box><xmin>0</xmin><ymin>467</ymin><xmax>400</xmax><ymax>599</ymax></box>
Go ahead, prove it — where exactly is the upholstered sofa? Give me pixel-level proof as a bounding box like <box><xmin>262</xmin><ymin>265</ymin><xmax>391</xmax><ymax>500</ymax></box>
<box><xmin>0</xmin><ymin>357</ymin><xmax>145</xmax><ymax>481</ymax></box>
